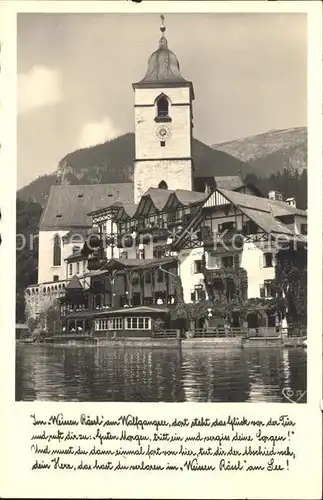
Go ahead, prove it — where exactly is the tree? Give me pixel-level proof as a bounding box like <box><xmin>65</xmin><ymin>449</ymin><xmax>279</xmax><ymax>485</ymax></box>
<box><xmin>16</xmin><ymin>197</ymin><xmax>42</xmax><ymax>322</ymax></box>
<box><xmin>275</xmin><ymin>245</ymin><xmax>307</xmax><ymax>328</ymax></box>
<box><xmin>244</xmin><ymin>168</ymin><xmax>307</xmax><ymax>209</ymax></box>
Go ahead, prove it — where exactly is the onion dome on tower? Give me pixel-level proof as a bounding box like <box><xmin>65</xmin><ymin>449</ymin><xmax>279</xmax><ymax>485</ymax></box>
<box><xmin>133</xmin><ymin>14</ymin><xmax>194</xmax><ymax>98</ymax></box>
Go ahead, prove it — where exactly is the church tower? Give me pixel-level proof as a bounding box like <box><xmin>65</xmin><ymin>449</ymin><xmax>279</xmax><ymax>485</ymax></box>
<box><xmin>133</xmin><ymin>15</ymin><xmax>195</xmax><ymax>203</ymax></box>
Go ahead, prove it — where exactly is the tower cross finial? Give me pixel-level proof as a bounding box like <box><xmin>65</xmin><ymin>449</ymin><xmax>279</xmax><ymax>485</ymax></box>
<box><xmin>160</xmin><ymin>14</ymin><xmax>166</xmax><ymax>34</ymax></box>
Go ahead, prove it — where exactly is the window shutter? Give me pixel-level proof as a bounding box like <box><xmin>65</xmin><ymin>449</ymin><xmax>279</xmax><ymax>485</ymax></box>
<box><xmin>259</xmin><ymin>255</ymin><xmax>264</xmax><ymax>269</ymax></box>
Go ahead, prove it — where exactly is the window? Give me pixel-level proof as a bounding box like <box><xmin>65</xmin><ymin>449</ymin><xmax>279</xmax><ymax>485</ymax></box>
<box><xmin>160</xmin><ymin>141</ymin><xmax>166</xmax><ymax>147</ymax></box>
<box><xmin>53</xmin><ymin>235</ymin><xmax>61</xmax><ymax>266</ymax></box>
<box><xmin>131</xmin><ymin>275</ymin><xmax>140</xmax><ymax>286</ymax></box>
<box><xmin>218</xmin><ymin>221</ymin><xmax>234</xmax><ymax>233</ymax></box>
<box><xmin>213</xmin><ymin>278</ymin><xmax>224</xmax><ymax>292</ymax></box>
<box><xmin>157</xmin><ymin>96</ymin><xmax>169</xmax><ymax>117</ymax></box>
<box><xmin>158</xmin><ymin>181</ymin><xmax>168</xmax><ymax>189</ymax></box>
<box><xmin>153</xmin><ymin>246</ymin><xmax>164</xmax><ymax>259</ymax></box>
<box><xmin>191</xmin><ymin>286</ymin><xmax>205</xmax><ymax>302</ymax></box>
<box><xmin>145</xmin><ymin>272</ymin><xmax>152</xmax><ymax>284</ymax></box>
<box><xmin>157</xmin><ymin>269</ymin><xmax>164</xmax><ymax>282</ymax></box>
<box><xmin>261</xmin><ymin>280</ymin><xmax>276</xmax><ymax>298</ymax></box>
<box><xmin>76</xmin><ymin>262</ymin><xmax>80</xmax><ymax>274</ymax></box>
<box><xmin>132</xmin><ymin>293</ymin><xmax>141</xmax><ymax>306</ymax></box>
<box><xmin>264</xmin><ymin>280</ymin><xmax>276</xmax><ymax>298</ymax></box>
<box><xmin>267</xmin><ymin>314</ymin><xmax>276</xmax><ymax>327</ymax></box>
<box><xmin>126</xmin><ymin>317</ymin><xmax>151</xmax><ymax>330</ymax></box>
<box><xmin>243</xmin><ymin>221</ymin><xmax>258</xmax><ymax>235</ymax></box>
<box><xmin>222</xmin><ymin>256</ymin><xmax>234</xmax><ymax>268</ymax></box>
<box><xmin>53</xmin><ymin>275</ymin><xmax>59</xmax><ymax>282</ymax></box>
<box><xmin>110</xmin><ymin>317</ymin><xmax>123</xmax><ymax>330</ymax></box>
<box><xmin>301</xmin><ymin>224</ymin><xmax>307</xmax><ymax>235</ymax></box>
<box><xmin>68</xmin><ymin>264</ymin><xmax>73</xmax><ymax>276</ymax></box>
<box><xmin>120</xmin><ymin>251</ymin><xmax>128</xmax><ymax>259</ymax></box>
<box><xmin>136</xmin><ymin>249</ymin><xmax>145</xmax><ymax>260</ymax></box>
<box><xmin>194</xmin><ymin>260</ymin><xmax>203</xmax><ymax>274</ymax></box>
<box><xmin>196</xmin><ymin>287</ymin><xmax>205</xmax><ymax>301</ymax></box>
<box><xmin>95</xmin><ymin>317</ymin><xmax>123</xmax><ymax>331</ymax></box>
<box><xmin>264</xmin><ymin>253</ymin><xmax>273</xmax><ymax>268</ymax></box>
<box><xmin>226</xmin><ymin>279</ymin><xmax>235</xmax><ymax>300</ymax></box>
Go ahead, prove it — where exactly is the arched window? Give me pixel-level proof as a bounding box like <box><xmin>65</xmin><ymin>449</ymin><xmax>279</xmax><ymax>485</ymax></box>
<box><xmin>158</xmin><ymin>180</ymin><xmax>168</xmax><ymax>190</ymax></box>
<box><xmin>53</xmin><ymin>234</ymin><xmax>61</xmax><ymax>266</ymax></box>
<box><xmin>155</xmin><ymin>93</ymin><xmax>170</xmax><ymax>120</ymax></box>
<box><xmin>157</xmin><ymin>96</ymin><xmax>168</xmax><ymax>117</ymax></box>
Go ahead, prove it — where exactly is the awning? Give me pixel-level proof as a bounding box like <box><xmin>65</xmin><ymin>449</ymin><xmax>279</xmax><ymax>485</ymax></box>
<box><xmin>66</xmin><ymin>305</ymin><xmax>170</xmax><ymax>319</ymax></box>
<box><xmin>83</xmin><ymin>269</ymin><xmax>110</xmax><ymax>278</ymax></box>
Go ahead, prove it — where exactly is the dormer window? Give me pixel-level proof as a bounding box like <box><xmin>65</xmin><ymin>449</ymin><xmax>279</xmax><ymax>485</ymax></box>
<box><xmin>158</xmin><ymin>180</ymin><xmax>168</xmax><ymax>189</ymax></box>
<box><xmin>155</xmin><ymin>94</ymin><xmax>171</xmax><ymax>122</ymax></box>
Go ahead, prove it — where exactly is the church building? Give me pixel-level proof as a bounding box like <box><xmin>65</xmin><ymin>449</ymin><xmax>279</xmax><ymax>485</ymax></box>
<box><xmin>25</xmin><ymin>16</ymin><xmax>307</xmax><ymax>338</ymax></box>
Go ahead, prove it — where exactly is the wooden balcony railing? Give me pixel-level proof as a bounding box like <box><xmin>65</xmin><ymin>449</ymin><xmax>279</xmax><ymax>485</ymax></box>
<box><xmin>191</xmin><ymin>327</ymin><xmax>247</xmax><ymax>338</ymax></box>
<box><xmin>152</xmin><ymin>329</ymin><xmax>180</xmax><ymax>339</ymax></box>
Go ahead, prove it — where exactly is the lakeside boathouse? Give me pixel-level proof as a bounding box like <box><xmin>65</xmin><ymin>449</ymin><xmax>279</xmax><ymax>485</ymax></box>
<box><xmin>24</xmin><ymin>17</ymin><xmax>307</xmax><ymax>340</ymax></box>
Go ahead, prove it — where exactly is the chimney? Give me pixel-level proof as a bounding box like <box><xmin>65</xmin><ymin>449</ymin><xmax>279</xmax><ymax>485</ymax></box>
<box><xmin>268</xmin><ymin>190</ymin><xmax>283</xmax><ymax>201</ymax></box>
<box><xmin>285</xmin><ymin>197</ymin><xmax>296</xmax><ymax>208</ymax></box>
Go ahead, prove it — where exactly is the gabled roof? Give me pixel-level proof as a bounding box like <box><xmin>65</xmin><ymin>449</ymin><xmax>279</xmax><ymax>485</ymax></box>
<box><xmin>88</xmin><ymin>201</ymin><xmax>125</xmax><ymax>216</ymax></box>
<box><xmin>62</xmin><ymin>228</ymin><xmax>90</xmax><ymax>242</ymax></box>
<box><xmin>217</xmin><ymin>188</ymin><xmax>307</xmax><ymax>217</ymax></box>
<box><xmin>115</xmin><ymin>203</ymin><xmax>139</xmax><ymax>221</ymax></box>
<box><xmin>39</xmin><ymin>183</ymin><xmax>133</xmax><ymax>230</ymax></box>
<box><xmin>239</xmin><ymin>207</ymin><xmax>294</xmax><ymax>235</ymax></box>
<box><xmin>66</xmin><ymin>275</ymin><xmax>84</xmax><ymax>290</ymax></box>
<box><xmin>142</xmin><ymin>187</ymin><xmax>174</xmax><ymax>210</ymax></box>
<box><xmin>164</xmin><ymin>189</ymin><xmax>208</xmax><ymax>210</ymax></box>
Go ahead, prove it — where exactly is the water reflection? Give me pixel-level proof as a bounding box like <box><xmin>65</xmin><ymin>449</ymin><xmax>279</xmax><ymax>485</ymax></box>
<box><xmin>16</xmin><ymin>345</ymin><xmax>307</xmax><ymax>403</ymax></box>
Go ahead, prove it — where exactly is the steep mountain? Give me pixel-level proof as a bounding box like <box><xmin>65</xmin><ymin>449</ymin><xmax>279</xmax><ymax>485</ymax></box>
<box><xmin>18</xmin><ymin>133</ymin><xmax>258</xmax><ymax>206</ymax></box>
<box><xmin>212</xmin><ymin>127</ymin><xmax>307</xmax><ymax>176</ymax></box>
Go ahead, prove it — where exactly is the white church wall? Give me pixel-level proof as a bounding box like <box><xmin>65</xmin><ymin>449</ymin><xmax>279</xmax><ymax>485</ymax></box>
<box><xmin>38</xmin><ymin>230</ymin><xmax>69</xmax><ymax>284</ymax></box>
<box><xmin>135</xmin><ymin>105</ymin><xmax>191</xmax><ymax>160</ymax></box>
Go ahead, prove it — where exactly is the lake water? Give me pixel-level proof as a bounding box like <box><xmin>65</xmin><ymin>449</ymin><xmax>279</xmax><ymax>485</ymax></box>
<box><xmin>16</xmin><ymin>344</ymin><xmax>307</xmax><ymax>403</ymax></box>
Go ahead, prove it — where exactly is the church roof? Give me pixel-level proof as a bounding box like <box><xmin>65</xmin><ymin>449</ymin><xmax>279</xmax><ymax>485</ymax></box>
<box><xmin>213</xmin><ymin>176</ymin><xmax>245</xmax><ymax>190</ymax></box>
<box><xmin>133</xmin><ymin>16</ymin><xmax>194</xmax><ymax>98</ymax></box>
<box><xmin>138</xmin><ymin>35</ymin><xmax>189</xmax><ymax>84</ymax></box>
<box><xmin>39</xmin><ymin>183</ymin><xmax>133</xmax><ymax>230</ymax></box>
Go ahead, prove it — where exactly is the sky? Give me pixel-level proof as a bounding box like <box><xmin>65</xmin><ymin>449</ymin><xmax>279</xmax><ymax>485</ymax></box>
<box><xmin>17</xmin><ymin>13</ymin><xmax>307</xmax><ymax>188</ymax></box>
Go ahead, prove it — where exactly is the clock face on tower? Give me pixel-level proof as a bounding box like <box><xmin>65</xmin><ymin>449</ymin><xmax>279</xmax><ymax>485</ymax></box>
<box><xmin>155</xmin><ymin>124</ymin><xmax>171</xmax><ymax>141</ymax></box>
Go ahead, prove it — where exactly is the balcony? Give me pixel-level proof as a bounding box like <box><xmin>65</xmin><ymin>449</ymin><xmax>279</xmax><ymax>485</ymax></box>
<box><xmin>204</xmin><ymin>267</ymin><xmax>248</xmax><ymax>302</ymax></box>
<box><xmin>117</xmin><ymin>228</ymin><xmax>169</xmax><ymax>248</ymax></box>
<box><xmin>201</xmin><ymin>227</ymin><xmax>244</xmax><ymax>250</ymax></box>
